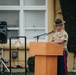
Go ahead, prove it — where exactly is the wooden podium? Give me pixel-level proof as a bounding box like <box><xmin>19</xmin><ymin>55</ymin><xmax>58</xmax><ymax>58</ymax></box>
<box><xmin>30</xmin><ymin>42</ymin><xmax>63</xmax><ymax>75</ymax></box>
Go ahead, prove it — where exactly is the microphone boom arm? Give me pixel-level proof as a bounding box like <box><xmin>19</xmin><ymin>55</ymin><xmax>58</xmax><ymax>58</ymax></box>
<box><xmin>33</xmin><ymin>31</ymin><xmax>54</xmax><ymax>42</ymax></box>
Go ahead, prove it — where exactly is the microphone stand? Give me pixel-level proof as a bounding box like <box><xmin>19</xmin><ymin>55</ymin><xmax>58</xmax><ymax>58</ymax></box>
<box><xmin>33</xmin><ymin>31</ymin><xmax>54</xmax><ymax>42</ymax></box>
<box><xmin>33</xmin><ymin>33</ymin><xmax>47</xmax><ymax>42</ymax></box>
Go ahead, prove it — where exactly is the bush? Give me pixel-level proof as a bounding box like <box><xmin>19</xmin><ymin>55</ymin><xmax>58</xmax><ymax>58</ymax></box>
<box><xmin>27</xmin><ymin>56</ymin><xmax>35</xmax><ymax>72</ymax></box>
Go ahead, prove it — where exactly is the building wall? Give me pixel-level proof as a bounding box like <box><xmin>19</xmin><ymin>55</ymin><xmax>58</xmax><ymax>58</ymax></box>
<box><xmin>0</xmin><ymin>0</ymin><xmax>74</xmax><ymax>72</ymax></box>
<box><xmin>48</xmin><ymin>0</ymin><xmax>54</xmax><ymax>41</ymax></box>
<box><xmin>0</xmin><ymin>0</ymin><xmax>48</xmax><ymax>68</ymax></box>
<box><xmin>0</xmin><ymin>43</ymin><xmax>30</xmax><ymax>68</ymax></box>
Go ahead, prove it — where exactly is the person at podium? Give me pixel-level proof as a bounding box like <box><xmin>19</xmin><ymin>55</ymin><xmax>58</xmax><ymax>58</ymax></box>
<box><xmin>49</xmin><ymin>19</ymin><xmax>68</xmax><ymax>75</ymax></box>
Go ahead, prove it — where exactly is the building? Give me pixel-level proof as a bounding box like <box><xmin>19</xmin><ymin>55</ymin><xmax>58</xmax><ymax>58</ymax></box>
<box><xmin>0</xmin><ymin>0</ymin><xmax>75</xmax><ymax>72</ymax></box>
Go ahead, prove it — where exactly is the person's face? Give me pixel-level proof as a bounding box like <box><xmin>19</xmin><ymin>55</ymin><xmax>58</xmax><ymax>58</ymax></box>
<box><xmin>56</xmin><ymin>24</ymin><xmax>63</xmax><ymax>31</ymax></box>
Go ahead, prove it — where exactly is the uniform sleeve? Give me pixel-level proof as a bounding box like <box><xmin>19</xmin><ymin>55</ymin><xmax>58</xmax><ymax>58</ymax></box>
<box><xmin>61</xmin><ymin>33</ymin><xmax>68</xmax><ymax>41</ymax></box>
<box><xmin>49</xmin><ymin>35</ymin><xmax>54</xmax><ymax>42</ymax></box>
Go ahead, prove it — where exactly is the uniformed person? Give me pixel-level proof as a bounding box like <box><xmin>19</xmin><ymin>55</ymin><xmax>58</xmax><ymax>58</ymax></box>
<box><xmin>49</xmin><ymin>19</ymin><xmax>68</xmax><ymax>75</ymax></box>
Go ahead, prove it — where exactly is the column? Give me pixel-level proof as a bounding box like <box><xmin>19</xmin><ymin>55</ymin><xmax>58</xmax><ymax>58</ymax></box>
<box><xmin>19</xmin><ymin>0</ymin><xmax>25</xmax><ymax>36</ymax></box>
<box><xmin>48</xmin><ymin>0</ymin><xmax>55</xmax><ymax>41</ymax></box>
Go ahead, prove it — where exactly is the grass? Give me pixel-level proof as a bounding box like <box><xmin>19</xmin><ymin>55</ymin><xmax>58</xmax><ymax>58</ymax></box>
<box><xmin>0</xmin><ymin>72</ymin><xmax>76</xmax><ymax>75</ymax></box>
<box><xmin>0</xmin><ymin>72</ymin><xmax>34</xmax><ymax>75</ymax></box>
<box><xmin>68</xmin><ymin>72</ymin><xmax>76</xmax><ymax>75</ymax></box>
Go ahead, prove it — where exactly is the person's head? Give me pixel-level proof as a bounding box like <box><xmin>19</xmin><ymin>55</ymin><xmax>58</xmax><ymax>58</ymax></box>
<box><xmin>54</xmin><ymin>19</ymin><xmax>65</xmax><ymax>32</ymax></box>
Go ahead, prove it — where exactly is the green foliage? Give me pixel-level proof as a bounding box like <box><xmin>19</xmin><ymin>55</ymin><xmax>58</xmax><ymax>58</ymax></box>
<box><xmin>27</xmin><ymin>56</ymin><xmax>35</xmax><ymax>72</ymax></box>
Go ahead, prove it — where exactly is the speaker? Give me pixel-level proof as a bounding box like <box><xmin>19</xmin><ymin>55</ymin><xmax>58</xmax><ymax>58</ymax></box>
<box><xmin>0</xmin><ymin>21</ymin><xmax>7</xmax><ymax>43</ymax></box>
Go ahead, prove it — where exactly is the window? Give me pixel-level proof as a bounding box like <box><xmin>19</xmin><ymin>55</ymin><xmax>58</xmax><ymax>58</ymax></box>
<box><xmin>24</xmin><ymin>0</ymin><xmax>45</xmax><ymax>6</ymax></box>
<box><xmin>0</xmin><ymin>0</ymin><xmax>19</xmax><ymax>6</ymax></box>
<box><xmin>0</xmin><ymin>0</ymin><xmax>48</xmax><ymax>42</ymax></box>
<box><xmin>0</xmin><ymin>11</ymin><xmax>19</xmax><ymax>39</ymax></box>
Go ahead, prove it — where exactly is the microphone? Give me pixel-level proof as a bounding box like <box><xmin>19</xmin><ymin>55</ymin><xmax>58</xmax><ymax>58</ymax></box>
<box><xmin>46</xmin><ymin>31</ymin><xmax>54</xmax><ymax>35</ymax></box>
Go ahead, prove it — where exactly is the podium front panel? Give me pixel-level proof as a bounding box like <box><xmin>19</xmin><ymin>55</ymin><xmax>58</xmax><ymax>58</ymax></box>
<box><xmin>35</xmin><ymin>55</ymin><xmax>57</xmax><ymax>75</ymax></box>
<box><xmin>30</xmin><ymin>42</ymin><xmax>63</xmax><ymax>56</ymax></box>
